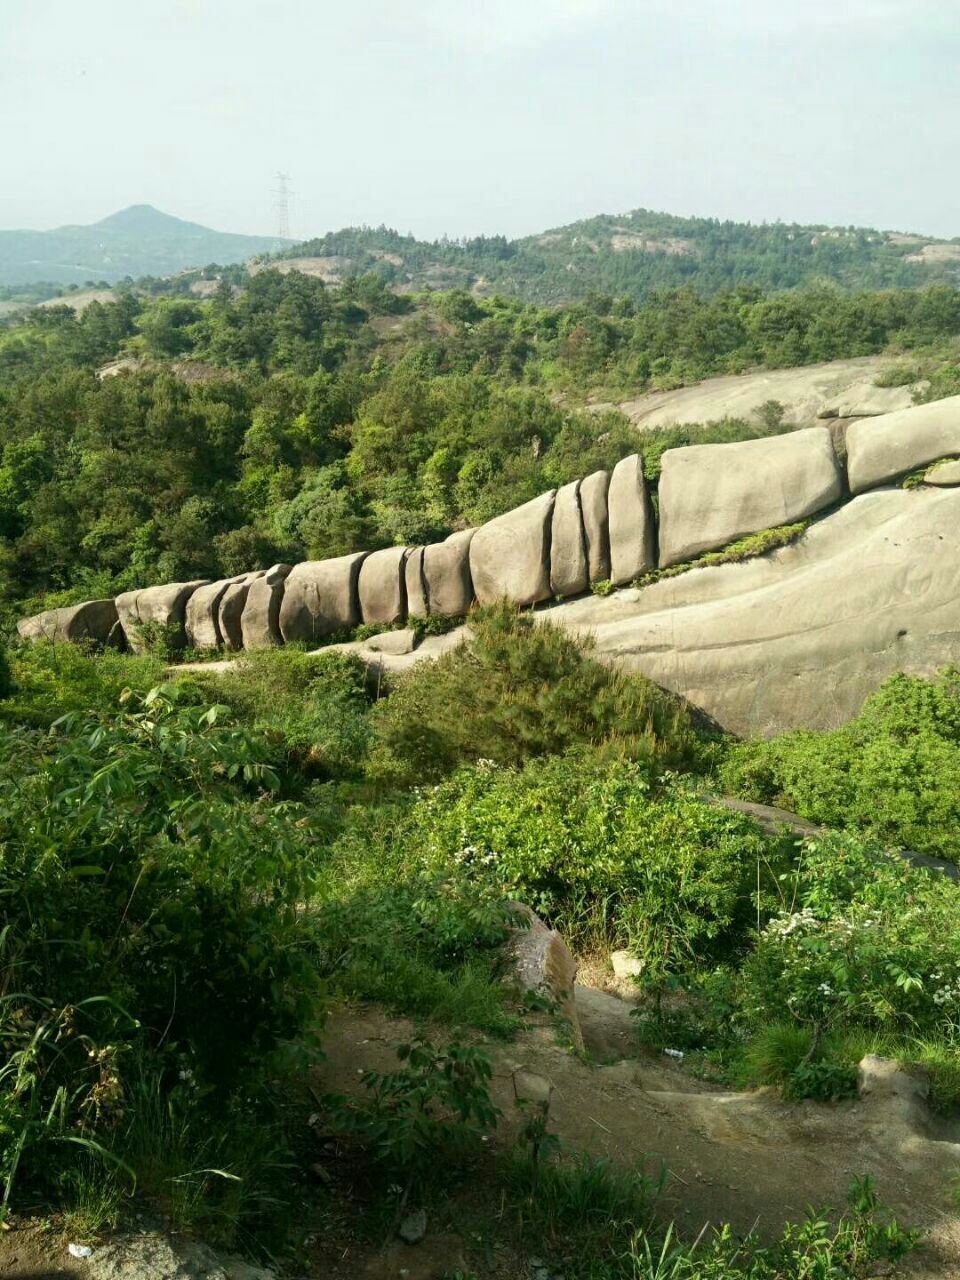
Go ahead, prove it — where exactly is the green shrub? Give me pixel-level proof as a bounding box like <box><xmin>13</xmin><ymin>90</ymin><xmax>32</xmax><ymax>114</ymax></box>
<box><xmin>369</xmin><ymin>604</ymin><xmax>698</xmax><ymax>784</ymax></box>
<box><xmin>0</xmin><ymin>683</ymin><xmax>324</xmax><ymax>1219</ymax></box>
<box><xmin>0</xmin><ymin>642</ymin><xmax>12</xmax><ymax>700</ymax></box>
<box><xmin>739</xmin><ymin>832</ymin><xmax>960</xmax><ymax>1038</ymax></box>
<box><xmin>406</xmin><ymin>755</ymin><xmax>770</xmax><ymax>958</ymax></box>
<box><xmin>314</xmin><ymin>876</ymin><xmax>520</xmax><ymax>1035</ymax></box>
<box><xmin>209</xmin><ymin>646</ymin><xmax>373</xmax><ymax>778</ymax></box>
<box><xmin>719</xmin><ymin>667</ymin><xmax>960</xmax><ymax>862</ymax></box>
<box><xmin>3</xmin><ymin>641</ymin><xmax>168</xmax><ymax>725</ymax></box>
<box><xmin>328</xmin><ymin>1037</ymin><xmax>499</xmax><ymax>1194</ymax></box>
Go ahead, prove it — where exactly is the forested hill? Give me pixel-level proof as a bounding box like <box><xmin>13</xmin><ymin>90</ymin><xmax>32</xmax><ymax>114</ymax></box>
<box><xmin>3</xmin><ymin>266</ymin><xmax>960</xmax><ymax>624</ymax></box>
<box><xmin>272</xmin><ymin>207</ymin><xmax>960</xmax><ymax>302</ymax></box>
<box><xmin>0</xmin><ymin>205</ymin><xmax>288</xmax><ymax>287</ymax></box>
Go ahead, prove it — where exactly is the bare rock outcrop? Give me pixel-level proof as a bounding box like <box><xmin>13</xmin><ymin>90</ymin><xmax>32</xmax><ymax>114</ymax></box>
<box><xmin>17</xmin><ymin>599</ymin><xmax>122</xmax><ymax>648</ymax></box>
<box><xmin>925</xmin><ymin>459</ymin><xmax>960</xmax><ymax>487</ymax></box>
<box><xmin>548</xmin><ymin>486</ymin><xmax>960</xmax><ymax>737</ymax></box>
<box><xmin>278</xmin><ymin>554</ymin><xmax>365</xmax><ymax>643</ymax></box>
<box><xmin>422</xmin><ymin>529</ymin><xmax>475</xmax><ymax>616</ymax></box>
<box><xmin>608</xmin><ymin>455</ymin><xmax>655</xmax><ymax>585</ymax></box>
<box><xmin>470</xmin><ymin>490</ymin><xmax>555</xmax><ymax>606</ymax></box>
<box><xmin>580</xmin><ymin>469</ymin><xmax>611</xmax><ymax>582</ymax></box>
<box><xmin>847</xmin><ymin>394</ymin><xmax>960</xmax><ymax>493</ymax></box>
<box><xmin>550</xmin><ymin>480</ymin><xmax>589</xmax><ymax>597</ymax></box>
<box><xmin>504</xmin><ymin>902</ymin><xmax>583</xmax><ymax>1052</ymax></box>
<box><xmin>358</xmin><ymin>546</ymin><xmax>409</xmax><ymax>625</ymax></box>
<box><xmin>239</xmin><ymin>564</ymin><xmax>291</xmax><ymax>649</ymax></box>
<box><xmin>185</xmin><ymin>573</ymin><xmax>263</xmax><ymax>650</ymax></box>
<box><xmin>657</xmin><ymin>427</ymin><xmax>843</xmax><ymax>567</ymax></box>
<box><xmin>115</xmin><ymin>581</ymin><xmax>209</xmax><ymax>654</ymax></box>
<box><xmin>405</xmin><ymin>546</ymin><xmax>428</xmax><ymax>618</ymax></box>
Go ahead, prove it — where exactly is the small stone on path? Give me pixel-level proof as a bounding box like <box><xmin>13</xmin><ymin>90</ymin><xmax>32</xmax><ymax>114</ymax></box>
<box><xmin>398</xmin><ymin>1208</ymin><xmax>427</xmax><ymax>1244</ymax></box>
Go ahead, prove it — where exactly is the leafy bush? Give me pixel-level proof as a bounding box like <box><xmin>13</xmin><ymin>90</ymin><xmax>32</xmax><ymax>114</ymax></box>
<box><xmin>406</xmin><ymin>754</ymin><xmax>770</xmax><ymax>960</ymax></box>
<box><xmin>719</xmin><ymin>667</ymin><xmax>960</xmax><ymax>861</ymax></box>
<box><xmin>329</xmin><ymin>1037</ymin><xmax>499</xmax><ymax>1194</ymax></box>
<box><xmin>209</xmin><ymin>646</ymin><xmax>373</xmax><ymax>779</ymax></box>
<box><xmin>0</xmin><ymin>684</ymin><xmax>324</xmax><ymax>1219</ymax></box>
<box><xmin>369</xmin><ymin>605</ymin><xmax>698</xmax><ymax>784</ymax></box>
<box><xmin>740</xmin><ymin>832</ymin><xmax>960</xmax><ymax>1038</ymax></box>
<box><xmin>314</xmin><ymin>876</ymin><xmax>520</xmax><ymax>1035</ymax></box>
<box><xmin>3</xmin><ymin>640</ymin><xmax>168</xmax><ymax>726</ymax></box>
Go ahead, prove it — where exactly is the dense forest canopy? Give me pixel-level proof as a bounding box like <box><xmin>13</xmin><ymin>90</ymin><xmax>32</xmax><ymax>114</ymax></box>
<box><xmin>273</xmin><ymin>207</ymin><xmax>960</xmax><ymax>302</ymax></box>
<box><xmin>2</xmin><ymin>268</ymin><xmax>960</xmax><ymax>622</ymax></box>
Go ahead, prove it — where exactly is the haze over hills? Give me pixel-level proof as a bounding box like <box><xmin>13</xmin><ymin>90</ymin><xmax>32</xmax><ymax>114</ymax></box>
<box><xmin>272</xmin><ymin>207</ymin><xmax>960</xmax><ymax>302</ymax></box>
<box><xmin>0</xmin><ymin>205</ymin><xmax>288</xmax><ymax>287</ymax></box>
<box><xmin>6</xmin><ymin>202</ymin><xmax>960</xmax><ymax>300</ymax></box>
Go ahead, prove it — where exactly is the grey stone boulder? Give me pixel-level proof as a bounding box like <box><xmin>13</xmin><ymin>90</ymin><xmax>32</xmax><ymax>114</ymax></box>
<box><xmin>550</xmin><ymin>480</ymin><xmax>589</xmax><ymax>597</ymax></box>
<box><xmin>115</xmin><ymin>581</ymin><xmax>209</xmax><ymax>654</ymax></box>
<box><xmin>847</xmin><ymin>394</ymin><xmax>960</xmax><ymax>493</ymax></box>
<box><xmin>470</xmin><ymin>491</ymin><xmax>555</xmax><ymax>607</ymax></box>
<box><xmin>580</xmin><ymin>469</ymin><xmax>611</xmax><ymax>582</ymax></box>
<box><xmin>185</xmin><ymin>572</ymin><xmax>263</xmax><ymax>650</ymax></box>
<box><xmin>657</xmin><ymin>427</ymin><xmax>843</xmax><ymax>567</ymax></box>
<box><xmin>358</xmin><ymin>546</ymin><xmax>409</xmax><ymax>625</ymax></box>
<box><xmin>548</xmin><ymin>486</ymin><xmax>960</xmax><ymax>738</ymax></box>
<box><xmin>364</xmin><ymin>628</ymin><xmax>417</xmax><ymax>656</ymax></box>
<box><xmin>924</xmin><ymin>458</ymin><xmax>960</xmax><ymax>486</ymax></box>
<box><xmin>17</xmin><ymin>599</ymin><xmax>122</xmax><ymax>648</ymax></box>
<box><xmin>220</xmin><ymin>580</ymin><xmax>253</xmax><ymax>651</ymax></box>
<box><xmin>279</xmin><ymin>554</ymin><xmax>366</xmax><ymax>643</ymax></box>
<box><xmin>608</xmin><ymin>455</ymin><xmax>655</xmax><ymax>585</ymax></box>
<box><xmin>504</xmin><ymin>902</ymin><xmax>583</xmax><ymax>1052</ymax></box>
<box><xmin>405</xmin><ymin>546</ymin><xmax>428</xmax><ymax>618</ymax></box>
<box><xmin>422</xmin><ymin>529</ymin><xmax>475</xmax><ymax>616</ymax></box>
<box><xmin>238</xmin><ymin>564</ymin><xmax>291</xmax><ymax>650</ymax></box>
<box><xmin>611</xmin><ymin>949</ymin><xmax>643</xmax><ymax>980</ymax></box>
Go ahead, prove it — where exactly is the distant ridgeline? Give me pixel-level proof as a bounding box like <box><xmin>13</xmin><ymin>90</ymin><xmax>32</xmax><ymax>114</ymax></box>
<box><xmin>18</xmin><ymin>394</ymin><xmax>960</xmax><ymax>737</ymax></box>
<box><xmin>268</xmin><ymin>209</ymin><xmax>960</xmax><ymax>301</ymax></box>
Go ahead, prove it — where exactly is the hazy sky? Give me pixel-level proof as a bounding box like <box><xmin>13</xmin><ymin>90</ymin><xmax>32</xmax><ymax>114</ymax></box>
<box><xmin>3</xmin><ymin>0</ymin><xmax>959</xmax><ymax>241</ymax></box>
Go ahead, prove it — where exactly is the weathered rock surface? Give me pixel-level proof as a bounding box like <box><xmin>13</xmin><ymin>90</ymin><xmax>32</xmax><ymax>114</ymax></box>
<box><xmin>611</xmin><ymin>949</ymin><xmax>643</xmax><ymax>980</ymax></box>
<box><xmin>550</xmin><ymin>480</ymin><xmax>589</xmax><ymax>597</ymax></box>
<box><xmin>404</xmin><ymin>546</ymin><xmax>428</xmax><ymax>618</ymax></box>
<box><xmin>185</xmin><ymin>573</ymin><xmax>261</xmax><ymax>650</ymax></box>
<box><xmin>847</xmin><ymin>394</ymin><xmax>960</xmax><ymax>493</ymax></box>
<box><xmin>85</xmin><ymin>1231</ymin><xmax>273</xmax><ymax>1280</ymax></box>
<box><xmin>279</xmin><ymin>554</ymin><xmax>365</xmax><ymax>643</ymax></box>
<box><xmin>608</xmin><ymin>455</ymin><xmax>655</xmax><ymax>585</ymax></box>
<box><xmin>239</xmin><ymin>564</ymin><xmax>291</xmax><ymax>649</ymax></box>
<box><xmin>422</xmin><ymin>528</ymin><xmax>475</xmax><ymax>616</ymax></box>
<box><xmin>470</xmin><ymin>490</ymin><xmax>555</xmax><ymax>606</ymax></box>
<box><xmin>504</xmin><ymin>902</ymin><xmax>583</xmax><ymax>1052</ymax></box>
<box><xmin>580</xmin><ymin>469</ymin><xmax>611</xmax><ymax>582</ymax></box>
<box><xmin>364</xmin><ymin>627</ymin><xmax>417</xmax><ymax>655</ymax></box>
<box><xmin>657</xmin><ymin>427</ymin><xmax>843</xmax><ymax>567</ymax></box>
<box><xmin>115</xmin><ymin>581</ymin><xmax>209</xmax><ymax>654</ymax></box>
<box><xmin>358</xmin><ymin>546</ymin><xmax>409</xmax><ymax>625</ymax></box>
<box><xmin>220</xmin><ymin>578</ymin><xmax>255</xmax><ymax>651</ymax></box>
<box><xmin>17</xmin><ymin>599</ymin><xmax>122</xmax><ymax>648</ymax></box>
<box><xmin>924</xmin><ymin>458</ymin><xmax>960</xmax><ymax>487</ymax></box>
<box><xmin>547</xmin><ymin>487</ymin><xmax>960</xmax><ymax>737</ymax></box>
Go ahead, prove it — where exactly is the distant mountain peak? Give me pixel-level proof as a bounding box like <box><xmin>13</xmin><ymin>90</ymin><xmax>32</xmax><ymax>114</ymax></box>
<box><xmin>93</xmin><ymin>204</ymin><xmax>194</xmax><ymax>231</ymax></box>
<box><xmin>0</xmin><ymin>207</ymin><xmax>288</xmax><ymax>287</ymax></box>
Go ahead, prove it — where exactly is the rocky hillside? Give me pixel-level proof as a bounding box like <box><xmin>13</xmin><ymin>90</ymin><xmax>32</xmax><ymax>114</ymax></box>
<box><xmin>269</xmin><ymin>207</ymin><xmax>960</xmax><ymax>302</ymax></box>
<box><xmin>0</xmin><ymin>205</ymin><xmax>288</xmax><ymax>286</ymax></box>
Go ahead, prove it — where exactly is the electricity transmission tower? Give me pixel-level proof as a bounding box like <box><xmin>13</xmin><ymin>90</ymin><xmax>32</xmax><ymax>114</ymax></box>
<box><xmin>272</xmin><ymin>172</ymin><xmax>292</xmax><ymax>240</ymax></box>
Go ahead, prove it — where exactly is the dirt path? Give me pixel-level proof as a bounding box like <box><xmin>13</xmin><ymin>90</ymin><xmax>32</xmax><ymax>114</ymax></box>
<box><xmin>4</xmin><ymin>990</ymin><xmax>957</xmax><ymax>1278</ymax></box>
<box><xmin>316</xmin><ymin>990</ymin><xmax>960</xmax><ymax>1277</ymax></box>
